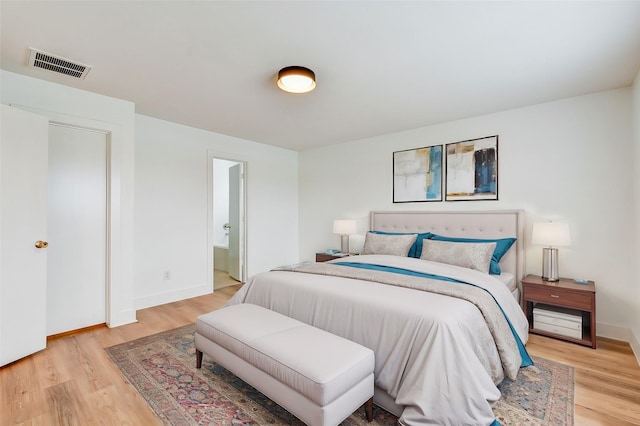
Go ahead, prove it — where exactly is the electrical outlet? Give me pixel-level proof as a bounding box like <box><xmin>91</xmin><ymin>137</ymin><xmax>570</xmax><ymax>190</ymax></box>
<box><xmin>163</xmin><ymin>271</ymin><xmax>171</xmax><ymax>280</ymax></box>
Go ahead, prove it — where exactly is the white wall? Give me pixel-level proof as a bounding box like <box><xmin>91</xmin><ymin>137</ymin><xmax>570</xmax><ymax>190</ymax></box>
<box><xmin>299</xmin><ymin>88</ymin><xmax>635</xmax><ymax>338</ymax></box>
<box><xmin>1</xmin><ymin>70</ymin><xmax>137</xmax><ymax>327</ymax></box>
<box><xmin>134</xmin><ymin>115</ymin><xmax>299</xmax><ymax>309</ymax></box>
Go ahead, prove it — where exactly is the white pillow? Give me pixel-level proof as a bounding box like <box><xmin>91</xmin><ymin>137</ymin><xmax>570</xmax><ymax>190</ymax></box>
<box><xmin>361</xmin><ymin>232</ymin><xmax>417</xmax><ymax>256</ymax></box>
<box><xmin>420</xmin><ymin>239</ymin><xmax>497</xmax><ymax>273</ymax></box>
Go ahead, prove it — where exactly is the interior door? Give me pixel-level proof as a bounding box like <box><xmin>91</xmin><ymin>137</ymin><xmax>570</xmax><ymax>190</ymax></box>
<box><xmin>228</xmin><ymin>163</ymin><xmax>242</xmax><ymax>282</ymax></box>
<box><xmin>0</xmin><ymin>105</ymin><xmax>49</xmax><ymax>366</ymax></box>
<box><xmin>46</xmin><ymin>124</ymin><xmax>107</xmax><ymax>335</ymax></box>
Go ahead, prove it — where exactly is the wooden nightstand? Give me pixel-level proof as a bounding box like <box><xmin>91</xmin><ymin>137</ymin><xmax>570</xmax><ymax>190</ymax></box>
<box><xmin>315</xmin><ymin>253</ymin><xmax>351</xmax><ymax>262</ymax></box>
<box><xmin>521</xmin><ymin>274</ymin><xmax>596</xmax><ymax>348</ymax></box>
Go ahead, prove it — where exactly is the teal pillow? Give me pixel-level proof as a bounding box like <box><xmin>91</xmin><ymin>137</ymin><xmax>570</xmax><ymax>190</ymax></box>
<box><xmin>429</xmin><ymin>234</ymin><xmax>516</xmax><ymax>275</ymax></box>
<box><xmin>371</xmin><ymin>231</ymin><xmax>432</xmax><ymax>258</ymax></box>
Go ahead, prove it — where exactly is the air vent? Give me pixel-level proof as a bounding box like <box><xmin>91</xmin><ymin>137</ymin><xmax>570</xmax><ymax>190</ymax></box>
<box><xmin>27</xmin><ymin>48</ymin><xmax>92</xmax><ymax>80</ymax></box>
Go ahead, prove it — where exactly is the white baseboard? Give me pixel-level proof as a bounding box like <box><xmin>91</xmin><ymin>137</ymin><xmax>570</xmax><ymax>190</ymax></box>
<box><xmin>597</xmin><ymin>322</ymin><xmax>640</xmax><ymax>366</ymax></box>
<box><xmin>134</xmin><ymin>284</ymin><xmax>213</xmax><ymax>310</ymax></box>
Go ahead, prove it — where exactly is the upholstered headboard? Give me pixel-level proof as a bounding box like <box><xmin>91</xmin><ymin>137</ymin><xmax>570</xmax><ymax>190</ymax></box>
<box><xmin>370</xmin><ymin>210</ymin><xmax>525</xmax><ymax>282</ymax></box>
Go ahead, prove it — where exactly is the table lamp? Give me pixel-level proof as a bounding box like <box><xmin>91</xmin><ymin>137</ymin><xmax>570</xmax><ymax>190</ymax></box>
<box><xmin>333</xmin><ymin>219</ymin><xmax>357</xmax><ymax>254</ymax></box>
<box><xmin>531</xmin><ymin>221</ymin><xmax>571</xmax><ymax>281</ymax></box>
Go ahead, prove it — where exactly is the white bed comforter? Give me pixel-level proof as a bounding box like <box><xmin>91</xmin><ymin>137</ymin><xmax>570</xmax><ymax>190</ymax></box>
<box><xmin>226</xmin><ymin>255</ymin><xmax>529</xmax><ymax>426</ymax></box>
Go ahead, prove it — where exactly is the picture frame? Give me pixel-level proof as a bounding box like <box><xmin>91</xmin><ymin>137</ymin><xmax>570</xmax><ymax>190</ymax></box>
<box><xmin>393</xmin><ymin>145</ymin><xmax>443</xmax><ymax>203</ymax></box>
<box><xmin>445</xmin><ymin>135</ymin><xmax>498</xmax><ymax>201</ymax></box>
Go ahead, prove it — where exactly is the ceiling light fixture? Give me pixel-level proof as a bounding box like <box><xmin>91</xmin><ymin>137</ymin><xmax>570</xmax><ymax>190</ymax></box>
<box><xmin>277</xmin><ymin>66</ymin><xmax>316</xmax><ymax>94</ymax></box>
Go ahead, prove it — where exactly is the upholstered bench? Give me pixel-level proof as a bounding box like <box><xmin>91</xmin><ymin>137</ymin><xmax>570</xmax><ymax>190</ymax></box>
<box><xmin>195</xmin><ymin>303</ymin><xmax>375</xmax><ymax>426</ymax></box>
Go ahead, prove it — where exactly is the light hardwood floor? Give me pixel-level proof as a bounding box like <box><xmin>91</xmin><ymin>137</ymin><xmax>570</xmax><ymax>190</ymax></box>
<box><xmin>214</xmin><ymin>268</ymin><xmax>241</xmax><ymax>291</ymax></box>
<box><xmin>1</xmin><ymin>285</ymin><xmax>639</xmax><ymax>425</ymax></box>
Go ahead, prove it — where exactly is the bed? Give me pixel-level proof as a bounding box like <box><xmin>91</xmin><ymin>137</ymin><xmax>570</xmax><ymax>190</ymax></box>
<box><xmin>227</xmin><ymin>210</ymin><xmax>529</xmax><ymax>426</ymax></box>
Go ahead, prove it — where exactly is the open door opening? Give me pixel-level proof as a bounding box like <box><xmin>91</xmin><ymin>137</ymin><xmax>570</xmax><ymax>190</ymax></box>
<box><xmin>211</xmin><ymin>158</ymin><xmax>246</xmax><ymax>290</ymax></box>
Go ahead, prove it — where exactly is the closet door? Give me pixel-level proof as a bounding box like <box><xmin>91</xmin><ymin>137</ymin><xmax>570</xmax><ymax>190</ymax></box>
<box><xmin>46</xmin><ymin>124</ymin><xmax>107</xmax><ymax>335</ymax></box>
<box><xmin>0</xmin><ymin>105</ymin><xmax>49</xmax><ymax>366</ymax></box>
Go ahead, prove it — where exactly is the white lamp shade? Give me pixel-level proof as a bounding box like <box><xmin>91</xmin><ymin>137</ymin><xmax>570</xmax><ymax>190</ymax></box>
<box><xmin>532</xmin><ymin>222</ymin><xmax>571</xmax><ymax>247</ymax></box>
<box><xmin>333</xmin><ymin>219</ymin><xmax>357</xmax><ymax>235</ymax></box>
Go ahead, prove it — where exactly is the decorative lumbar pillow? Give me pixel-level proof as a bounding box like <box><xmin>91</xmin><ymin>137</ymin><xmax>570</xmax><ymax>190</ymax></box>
<box><xmin>420</xmin><ymin>239</ymin><xmax>497</xmax><ymax>273</ymax></box>
<box><xmin>429</xmin><ymin>234</ymin><xmax>516</xmax><ymax>275</ymax></box>
<box><xmin>361</xmin><ymin>232</ymin><xmax>418</xmax><ymax>256</ymax></box>
<box><xmin>371</xmin><ymin>231</ymin><xmax>432</xmax><ymax>258</ymax></box>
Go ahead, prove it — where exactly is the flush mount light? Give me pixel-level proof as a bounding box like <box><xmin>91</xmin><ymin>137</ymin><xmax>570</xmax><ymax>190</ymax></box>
<box><xmin>277</xmin><ymin>66</ymin><xmax>316</xmax><ymax>94</ymax></box>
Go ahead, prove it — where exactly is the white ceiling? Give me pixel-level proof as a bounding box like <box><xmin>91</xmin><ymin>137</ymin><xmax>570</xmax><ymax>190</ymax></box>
<box><xmin>2</xmin><ymin>1</ymin><xmax>640</xmax><ymax>151</ymax></box>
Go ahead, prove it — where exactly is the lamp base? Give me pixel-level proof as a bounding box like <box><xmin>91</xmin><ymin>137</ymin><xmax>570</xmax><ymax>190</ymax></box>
<box><xmin>541</xmin><ymin>247</ymin><xmax>559</xmax><ymax>281</ymax></box>
<box><xmin>340</xmin><ymin>235</ymin><xmax>349</xmax><ymax>254</ymax></box>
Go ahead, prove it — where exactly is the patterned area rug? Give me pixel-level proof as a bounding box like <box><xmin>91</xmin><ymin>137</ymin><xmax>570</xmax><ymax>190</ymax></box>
<box><xmin>106</xmin><ymin>324</ymin><xmax>574</xmax><ymax>425</ymax></box>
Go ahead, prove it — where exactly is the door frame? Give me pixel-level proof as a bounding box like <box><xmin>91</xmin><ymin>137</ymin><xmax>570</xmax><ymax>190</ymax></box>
<box><xmin>207</xmin><ymin>151</ymin><xmax>247</xmax><ymax>289</ymax></box>
<box><xmin>9</xmin><ymin>104</ymin><xmax>124</xmax><ymax>326</ymax></box>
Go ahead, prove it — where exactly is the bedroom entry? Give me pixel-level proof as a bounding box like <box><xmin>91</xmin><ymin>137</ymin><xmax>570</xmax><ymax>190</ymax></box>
<box><xmin>211</xmin><ymin>157</ymin><xmax>246</xmax><ymax>290</ymax></box>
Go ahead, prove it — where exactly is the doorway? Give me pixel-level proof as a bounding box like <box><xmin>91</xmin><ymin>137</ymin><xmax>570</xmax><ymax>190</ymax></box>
<box><xmin>46</xmin><ymin>123</ymin><xmax>108</xmax><ymax>335</ymax></box>
<box><xmin>211</xmin><ymin>158</ymin><xmax>246</xmax><ymax>290</ymax></box>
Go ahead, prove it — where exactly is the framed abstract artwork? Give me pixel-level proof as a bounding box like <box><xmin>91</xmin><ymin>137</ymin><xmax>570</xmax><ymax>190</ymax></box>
<box><xmin>445</xmin><ymin>135</ymin><xmax>498</xmax><ymax>201</ymax></box>
<box><xmin>393</xmin><ymin>145</ymin><xmax>443</xmax><ymax>203</ymax></box>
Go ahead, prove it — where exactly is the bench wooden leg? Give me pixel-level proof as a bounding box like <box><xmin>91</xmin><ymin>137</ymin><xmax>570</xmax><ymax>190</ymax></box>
<box><xmin>196</xmin><ymin>349</ymin><xmax>203</xmax><ymax>369</ymax></box>
<box><xmin>365</xmin><ymin>397</ymin><xmax>373</xmax><ymax>422</ymax></box>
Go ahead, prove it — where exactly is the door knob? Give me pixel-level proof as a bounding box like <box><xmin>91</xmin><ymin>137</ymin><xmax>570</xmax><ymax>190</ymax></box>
<box><xmin>35</xmin><ymin>240</ymin><xmax>49</xmax><ymax>249</ymax></box>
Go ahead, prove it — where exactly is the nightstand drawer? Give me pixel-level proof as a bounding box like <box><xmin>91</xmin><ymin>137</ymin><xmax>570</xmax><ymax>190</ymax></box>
<box><xmin>525</xmin><ymin>287</ymin><xmax>592</xmax><ymax>310</ymax></box>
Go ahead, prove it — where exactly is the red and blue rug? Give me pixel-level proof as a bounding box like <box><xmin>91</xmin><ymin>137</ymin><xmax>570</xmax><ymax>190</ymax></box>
<box><xmin>106</xmin><ymin>324</ymin><xmax>574</xmax><ymax>425</ymax></box>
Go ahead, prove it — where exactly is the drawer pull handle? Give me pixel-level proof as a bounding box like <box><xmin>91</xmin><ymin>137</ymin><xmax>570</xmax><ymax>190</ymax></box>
<box><xmin>550</xmin><ymin>295</ymin><xmax>560</xmax><ymax>298</ymax></box>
